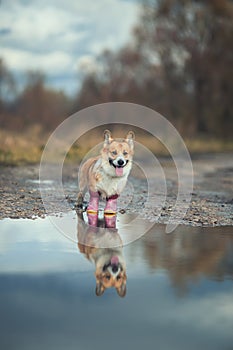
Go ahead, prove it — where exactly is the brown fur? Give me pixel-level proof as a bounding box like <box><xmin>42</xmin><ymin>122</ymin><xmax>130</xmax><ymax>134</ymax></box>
<box><xmin>77</xmin><ymin>130</ymin><xmax>135</xmax><ymax>204</ymax></box>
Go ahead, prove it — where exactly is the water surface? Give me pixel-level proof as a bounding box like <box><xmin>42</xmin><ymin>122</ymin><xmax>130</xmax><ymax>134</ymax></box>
<box><xmin>0</xmin><ymin>213</ymin><xmax>232</xmax><ymax>350</ymax></box>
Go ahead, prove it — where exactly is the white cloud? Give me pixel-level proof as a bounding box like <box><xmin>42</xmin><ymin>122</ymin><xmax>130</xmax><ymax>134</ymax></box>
<box><xmin>1</xmin><ymin>2</ymin><xmax>86</xmax><ymax>48</ymax></box>
<box><xmin>170</xmin><ymin>293</ymin><xmax>233</xmax><ymax>335</ymax></box>
<box><xmin>0</xmin><ymin>0</ymin><xmax>139</xmax><ymax>94</ymax></box>
<box><xmin>1</xmin><ymin>48</ymin><xmax>73</xmax><ymax>75</ymax></box>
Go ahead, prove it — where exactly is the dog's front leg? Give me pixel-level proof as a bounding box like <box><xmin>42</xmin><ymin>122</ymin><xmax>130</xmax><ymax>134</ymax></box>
<box><xmin>104</xmin><ymin>194</ymin><xmax>119</xmax><ymax>214</ymax></box>
<box><xmin>87</xmin><ymin>191</ymin><xmax>100</xmax><ymax>213</ymax></box>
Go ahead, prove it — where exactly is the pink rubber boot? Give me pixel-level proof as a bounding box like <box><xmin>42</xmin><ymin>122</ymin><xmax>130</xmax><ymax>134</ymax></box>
<box><xmin>87</xmin><ymin>191</ymin><xmax>99</xmax><ymax>213</ymax></box>
<box><xmin>104</xmin><ymin>214</ymin><xmax>116</xmax><ymax>228</ymax></box>
<box><xmin>104</xmin><ymin>194</ymin><xmax>118</xmax><ymax>214</ymax></box>
<box><xmin>87</xmin><ymin>212</ymin><xmax>98</xmax><ymax>227</ymax></box>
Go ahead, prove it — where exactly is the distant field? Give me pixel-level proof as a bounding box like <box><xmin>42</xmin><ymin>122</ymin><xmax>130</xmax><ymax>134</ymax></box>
<box><xmin>0</xmin><ymin>127</ymin><xmax>232</xmax><ymax>165</ymax></box>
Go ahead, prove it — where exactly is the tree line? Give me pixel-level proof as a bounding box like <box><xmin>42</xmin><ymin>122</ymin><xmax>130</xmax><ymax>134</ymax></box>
<box><xmin>1</xmin><ymin>0</ymin><xmax>232</xmax><ymax>138</ymax></box>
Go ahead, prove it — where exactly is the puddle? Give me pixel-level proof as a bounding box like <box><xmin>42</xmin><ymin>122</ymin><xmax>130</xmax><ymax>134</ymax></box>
<box><xmin>35</xmin><ymin>210</ymin><xmax>154</xmax><ymax>247</ymax></box>
<box><xmin>0</xmin><ymin>214</ymin><xmax>233</xmax><ymax>350</ymax></box>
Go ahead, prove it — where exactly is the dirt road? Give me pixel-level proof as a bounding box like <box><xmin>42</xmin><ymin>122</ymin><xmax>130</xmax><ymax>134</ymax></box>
<box><xmin>0</xmin><ymin>153</ymin><xmax>232</xmax><ymax>227</ymax></box>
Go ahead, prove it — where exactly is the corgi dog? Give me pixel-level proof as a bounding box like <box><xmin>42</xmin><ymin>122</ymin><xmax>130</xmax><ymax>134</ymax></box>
<box><xmin>77</xmin><ymin>212</ymin><xmax>127</xmax><ymax>297</ymax></box>
<box><xmin>77</xmin><ymin>129</ymin><xmax>135</xmax><ymax>214</ymax></box>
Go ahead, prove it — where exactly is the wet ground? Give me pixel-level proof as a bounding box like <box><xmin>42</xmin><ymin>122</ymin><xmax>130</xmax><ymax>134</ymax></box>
<box><xmin>0</xmin><ymin>213</ymin><xmax>232</xmax><ymax>350</ymax></box>
<box><xmin>0</xmin><ymin>153</ymin><xmax>232</xmax><ymax>226</ymax></box>
<box><xmin>1</xmin><ymin>153</ymin><xmax>232</xmax><ymax>349</ymax></box>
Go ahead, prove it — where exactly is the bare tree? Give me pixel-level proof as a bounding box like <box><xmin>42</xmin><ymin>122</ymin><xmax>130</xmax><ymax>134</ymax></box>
<box><xmin>76</xmin><ymin>0</ymin><xmax>233</xmax><ymax>138</ymax></box>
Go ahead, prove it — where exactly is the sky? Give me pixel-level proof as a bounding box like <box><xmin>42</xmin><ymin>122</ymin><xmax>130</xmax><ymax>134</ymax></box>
<box><xmin>0</xmin><ymin>0</ymin><xmax>139</xmax><ymax>95</ymax></box>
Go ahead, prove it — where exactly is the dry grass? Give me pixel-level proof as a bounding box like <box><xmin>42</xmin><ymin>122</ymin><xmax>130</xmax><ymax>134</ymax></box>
<box><xmin>0</xmin><ymin>126</ymin><xmax>46</xmax><ymax>165</ymax></box>
<box><xmin>184</xmin><ymin>137</ymin><xmax>233</xmax><ymax>154</ymax></box>
<box><xmin>0</xmin><ymin>127</ymin><xmax>232</xmax><ymax>165</ymax></box>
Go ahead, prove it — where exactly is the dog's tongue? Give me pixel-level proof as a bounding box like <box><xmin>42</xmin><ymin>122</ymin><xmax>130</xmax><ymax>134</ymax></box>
<box><xmin>116</xmin><ymin>167</ymin><xmax>123</xmax><ymax>176</ymax></box>
<box><xmin>111</xmin><ymin>256</ymin><xmax>119</xmax><ymax>265</ymax></box>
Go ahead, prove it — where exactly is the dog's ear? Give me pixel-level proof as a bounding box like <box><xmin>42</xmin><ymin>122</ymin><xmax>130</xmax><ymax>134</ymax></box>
<box><xmin>103</xmin><ymin>129</ymin><xmax>112</xmax><ymax>145</ymax></box>
<box><xmin>116</xmin><ymin>282</ymin><xmax>127</xmax><ymax>298</ymax></box>
<box><xmin>125</xmin><ymin>131</ymin><xmax>135</xmax><ymax>149</ymax></box>
<box><xmin>96</xmin><ymin>281</ymin><xmax>105</xmax><ymax>296</ymax></box>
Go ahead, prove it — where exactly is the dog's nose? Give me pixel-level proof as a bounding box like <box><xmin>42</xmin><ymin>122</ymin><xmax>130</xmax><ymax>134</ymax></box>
<box><xmin>117</xmin><ymin>159</ymin><xmax>124</xmax><ymax>166</ymax></box>
<box><xmin>112</xmin><ymin>265</ymin><xmax>119</xmax><ymax>273</ymax></box>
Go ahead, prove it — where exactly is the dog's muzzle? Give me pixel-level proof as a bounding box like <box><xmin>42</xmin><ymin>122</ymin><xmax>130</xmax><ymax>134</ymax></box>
<box><xmin>109</xmin><ymin>157</ymin><xmax>129</xmax><ymax>177</ymax></box>
<box><xmin>103</xmin><ymin>262</ymin><xmax>122</xmax><ymax>273</ymax></box>
<box><xmin>109</xmin><ymin>158</ymin><xmax>128</xmax><ymax>168</ymax></box>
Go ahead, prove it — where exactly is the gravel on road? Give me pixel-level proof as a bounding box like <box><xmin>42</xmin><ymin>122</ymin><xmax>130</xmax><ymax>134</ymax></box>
<box><xmin>0</xmin><ymin>153</ymin><xmax>232</xmax><ymax>227</ymax></box>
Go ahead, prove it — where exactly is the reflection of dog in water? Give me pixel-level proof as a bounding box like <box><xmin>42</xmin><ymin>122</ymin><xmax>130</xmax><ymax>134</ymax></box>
<box><xmin>77</xmin><ymin>212</ymin><xmax>127</xmax><ymax>297</ymax></box>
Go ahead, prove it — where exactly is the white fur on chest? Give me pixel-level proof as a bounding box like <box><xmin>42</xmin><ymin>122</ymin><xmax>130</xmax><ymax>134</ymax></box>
<box><xmin>94</xmin><ymin>249</ymin><xmax>125</xmax><ymax>269</ymax></box>
<box><xmin>97</xmin><ymin>172</ymin><xmax>127</xmax><ymax>197</ymax></box>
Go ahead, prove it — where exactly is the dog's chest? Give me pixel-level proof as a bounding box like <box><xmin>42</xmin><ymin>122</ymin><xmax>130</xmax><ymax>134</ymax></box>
<box><xmin>97</xmin><ymin>171</ymin><xmax>127</xmax><ymax>197</ymax></box>
<box><xmin>94</xmin><ymin>166</ymin><xmax>127</xmax><ymax>197</ymax></box>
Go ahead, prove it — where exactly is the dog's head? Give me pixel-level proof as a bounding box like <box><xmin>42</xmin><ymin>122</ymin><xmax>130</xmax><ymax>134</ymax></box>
<box><xmin>95</xmin><ymin>254</ymin><xmax>127</xmax><ymax>297</ymax></box>
<box><xmin>101</xmin><ymin>130</ymin><xmax>135</xmax><ymax>177</ymax></box>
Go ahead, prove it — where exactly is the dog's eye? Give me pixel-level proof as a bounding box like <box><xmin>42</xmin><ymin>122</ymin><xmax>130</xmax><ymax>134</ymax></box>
<box><xmin>111</xmin><ymin>150</ymin><xmax>117</xmax><ymax>156</ymax></box>
<box><xmin>123</xmin><ymin>151</ymin><xmax>128</xmax><ymax>156</ymax></box>
<box><xmin>116</xmin><ymin>275</ymin><xmax>121</xmax><ymax>280</ymax></box>
<box><xmin>105</xmin><ymin>275</ymin><xmax>111</xmax><ymax>280</ymax></box>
